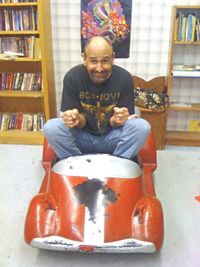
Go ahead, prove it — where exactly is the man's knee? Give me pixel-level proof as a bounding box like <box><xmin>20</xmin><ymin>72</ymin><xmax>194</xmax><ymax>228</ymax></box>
<box><xmin>126</xmin><ymin>118</ymin><xmax>151</xmax><ymax>136</ymax></box>
<box><xmin>43</xmin><ymin>118</ymin><xmax>62</xmax><ymax>140</ymax></box>
<box><xmin>137</xmin><ymin>118</ymin><xmax>151</xmax><ymax>136</ymax></box>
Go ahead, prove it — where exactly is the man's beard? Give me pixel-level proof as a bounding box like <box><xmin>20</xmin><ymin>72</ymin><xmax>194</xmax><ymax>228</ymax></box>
<box><xmin>89</xmin><ymin>71</ymin><xmax>111</xmax><ymax>84</ymax></box>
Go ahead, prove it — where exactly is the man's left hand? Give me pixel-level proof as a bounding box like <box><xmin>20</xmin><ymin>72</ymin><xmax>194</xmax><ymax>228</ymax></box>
<box><xmin>110</xmin><ymin>107</ymin><xmax>129</xmax><ymax>127</ymax></box>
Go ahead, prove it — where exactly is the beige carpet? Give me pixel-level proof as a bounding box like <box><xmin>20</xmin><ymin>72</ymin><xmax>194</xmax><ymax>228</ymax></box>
<box><xmin>0</xmin><ymin>145</ymin><xmax>200</xmax><ymax>267</ymax></box>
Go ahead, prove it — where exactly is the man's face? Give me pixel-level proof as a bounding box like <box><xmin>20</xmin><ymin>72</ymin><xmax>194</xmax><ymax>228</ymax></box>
<box><xmin>83</xmin><ymin>46</ymin><xmax>114</xmax><ymax>84</ymax></box>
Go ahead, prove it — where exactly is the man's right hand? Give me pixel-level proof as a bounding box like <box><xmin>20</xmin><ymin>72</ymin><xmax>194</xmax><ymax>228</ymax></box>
<box><xmin>62</xmin><ymin>109</ymin><xmax>86</xmax><ymax>128</ymax></box>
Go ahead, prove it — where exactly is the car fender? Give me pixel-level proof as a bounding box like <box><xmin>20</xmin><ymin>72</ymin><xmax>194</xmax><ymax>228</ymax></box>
<box><xmin>24</xmin><ymin>192</ymin><xmax>57</xmax><ymax>244</ymax></box>
<box><xmin>132</xmin><ymin>195</ymin><xmax>164</xmax><ymax>250</ymax></box>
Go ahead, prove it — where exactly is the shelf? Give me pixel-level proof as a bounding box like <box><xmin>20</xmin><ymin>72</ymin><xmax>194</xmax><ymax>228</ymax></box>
<box><xmin>0</xmin><ymin>130</ymin><xmax>44</xmax><ymax>145</ymax></box>
<box><xmin>0</xmin><ymin>3</ymin><xmax>37</xmax><ymax>7</ymax></box>
<box><xmin>172</xmin><ymin>75</ymin><xmax>200</xmax><ymax>78</ymax></box>
<box><xmin>169</xmin><ymin>103</ymin><xmax>200</xmax><ymax>111</ymax></box>
<box><xmin>0</xmin><ymin>91</ymin><xmax>43</xmax><ymax>98</ymax></box>
<box><xmin>171</xmin><ymin>71</ymin><xmax>200</xmax><ymax>78</ymax></box>
<box><xmin>166</xmin><ymin>131</ymin><xmax>200</xmax><ymax>146</ymax></box>
<box><xmin>0</xmin><ymin>58</ymin><xmax>41</xmax><ymax>62</ymax></box>
<box><xmin>172</xmin><ymin>73</ymin><xmax>200</xmax><ymax>78</ymax></box>
<box><xmin>173</xmin><ymin>41</ymin><xmax>200</xmax><ymax>45</ymax></box>
<box><xmin>0</xmin><ymin>31</ymin><xmax>39</xmax><ymax>35</ymax></box>
<box><xmin>13</xmin><ymin>58</ymin><xmax>41</xmax><ymax>62</ymax></box>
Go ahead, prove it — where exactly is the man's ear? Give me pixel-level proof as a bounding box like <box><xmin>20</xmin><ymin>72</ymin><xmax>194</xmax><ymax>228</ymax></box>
<box><xmin>111</xmin><ymin>52</ymin><xmax>115</xmax><ymax>63</ymax></box>
<box><xmin>112</xmin><ymin>52</ymin><xmax>115</xmax><ymax>59</ymax></box>
<box><xmin>82</xmin><ymin>53</ymin><xmax>86</xmax><ymax>66</ymax></box>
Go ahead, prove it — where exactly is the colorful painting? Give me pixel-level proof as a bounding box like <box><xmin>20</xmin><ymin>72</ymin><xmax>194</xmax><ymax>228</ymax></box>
<box><xmin>81</xmin><ymin>0</ymin><xmax>132</xmax><ymax>58</ymax></box>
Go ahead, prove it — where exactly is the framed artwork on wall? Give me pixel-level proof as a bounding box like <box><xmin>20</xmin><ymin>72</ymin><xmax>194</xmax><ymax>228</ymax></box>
<box><xmin>81</xmin><ymin>0</ymin><xmax>132</xmax><ymax>58</ymax></box>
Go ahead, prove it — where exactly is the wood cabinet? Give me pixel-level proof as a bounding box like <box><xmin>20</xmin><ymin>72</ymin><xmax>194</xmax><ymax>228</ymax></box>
<box><xmin>0</xmin><ymin>0</ymin><xmax>56</xmax><ymax>144</ymax></box>
<box><xmin>166</xmin><ymin>5</ymin><xmax>200</xmax><ymax>146</ymax></box>
<box><xmin>133</xmin><ymin>76</ymin><xmax>168</xmax><ymax>150</ymax></box>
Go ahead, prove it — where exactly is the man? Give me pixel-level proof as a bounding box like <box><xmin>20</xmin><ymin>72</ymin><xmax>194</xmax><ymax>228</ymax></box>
<box><xmin>43</xmin><ymin>36</ymin><xmax>150</xmax><ymax>160</ymax></box>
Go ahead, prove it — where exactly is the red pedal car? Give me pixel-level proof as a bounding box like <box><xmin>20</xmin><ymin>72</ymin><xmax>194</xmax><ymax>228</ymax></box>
<box><xmin>24</xmin><ymin>132</ymin><xmax>164</xmax><ymax>253</ymax></box>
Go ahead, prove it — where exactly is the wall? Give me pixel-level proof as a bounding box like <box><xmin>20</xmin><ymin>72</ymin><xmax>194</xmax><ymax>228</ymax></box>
<box><xmin>50</xmin><ymin>0</ymin><xmax>200</xmax><ymax>130</ymax></box>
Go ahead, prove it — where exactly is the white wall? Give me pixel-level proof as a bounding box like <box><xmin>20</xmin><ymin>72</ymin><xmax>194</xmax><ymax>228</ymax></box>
<box><xmin>50</xmin><ymin>0</ymin><xmax>200</xmax><ymax>121</ymax></box>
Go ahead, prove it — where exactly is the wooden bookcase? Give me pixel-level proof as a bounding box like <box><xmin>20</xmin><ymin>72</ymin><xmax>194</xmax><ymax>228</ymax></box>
<box><xmin>0</xmin><ymin>0</ymin><xmax>56</xmax><ymax>145</ymax></box>
<box><xmin>166</xmin><ymin>5</ymin><xmax>200</xmax><ymax>146</ymax></box>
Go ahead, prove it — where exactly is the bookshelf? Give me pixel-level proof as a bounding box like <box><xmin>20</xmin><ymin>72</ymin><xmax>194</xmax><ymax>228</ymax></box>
<box><xmin>166</xmin><ymin>5</ymin><xmax>200</xmax><ymax>146</ymax></box>
<box><xmin>0</xmin><ymin>0</ymin><xmax>56</xmax><ymax>145</ymax></box>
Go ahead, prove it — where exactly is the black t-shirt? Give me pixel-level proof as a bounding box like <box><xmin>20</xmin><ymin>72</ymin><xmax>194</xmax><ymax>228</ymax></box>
<box><xmin>61</xmin><ymin>64</ymin><xmax>135</xmax><ymax>135</ymax></box>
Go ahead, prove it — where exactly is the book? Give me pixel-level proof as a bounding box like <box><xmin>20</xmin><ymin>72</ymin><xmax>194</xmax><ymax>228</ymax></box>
<box><xmin>185</xmin><ymin>14</ymin><xmax>197</xmax><ymax>41</ymax></box>
<box><xmin>172</xmin><ymin>64</ymin><xmax>200</xmax><ymax>71</ymax></box>
<box><xmin>26</xmin><ymin>36</ymin><xmax>34</xmax><ymax>58</ymax></box>
<box><xmin>0</xmin><ymin>112</ymin><xmax>10</xmax><ymax>131</ymax></box>
<box><xmin>7</xmin><ymin>73</ymin><xmax>13</xmax><ymax>90</ymax></box>
<box><xmin>24</xmin><ymin>73</ymin><xmax>32</xmax><ymax>91</ymax></box>
<box><xmin>22</xmin><ymin>9</ymin><xmax>30</xmax><ymax>30</ymax></box>
<box><xmin>22</xmin><ymin>113</ymin><xmax>28</xmax><ymax>131</ymax></box>
<box><xmin>29</xmin><ymin>6</ymin><xmax>35</xmax><ymax>30</ymax></box>
<box><xmin>2</xmin><ymin>73</ymin><xmax>6</xmax><ymax>89</ymax></box>
<box><xmin>11</xmin><ymin>73</ymin><xmax>17</xmax><ymax>89</ymax></box>
<box><xmin>27</xmin><ymin>73</ymin><xmax>34</xmax><ymax>91</ymax></box>
<box><xmin>170</xmin><ymin>102</ymin><xmax>192</xmax><ymax>107</ymax></box>
<box><xmin>4</xmin><ymin>10</ymin><xmax>10</xmax><ymax>31</ymax></box>
<box><xmin>27</xmin><ymin>113</ymin><xmax>33</xmax><ymax>131</ymax></box>
<box><xmin>4</xmin><ymin>51</ymin><xmax>24</xmax><ymax>57</ymax></box>
<box><xmin>16</xmin><ymin>112</ymin><xmax>23</xmax><ymax>129</ymax></box>
<box><xmin>177</xmin><ymin>12</ymin><xmax>184</xmax><ymax>41</ymax></box>
<box><xmin>191</xmin><ymin>15</ymin><xmax>197</xmax><ymax>41</ymax></box>
<box><xmin>13</xmin><ymin>73</ymin><xmax>20</xmax><ymax>90</ymax></box>
<box><xmin>33</xmin><ymin>113</ymin><xmax>38</xmax><ymax>131</ymax></box>
<box><xmin>32</xmin><ymin>73</ymin><xmax>42</xmax><ymax>91</ymax></box>
<box><xmin>21</xmin><ymin>73</ymin><xmax>27</xmax><ymax>91</ymax></box>
<box><xmin>8</xmin><ymin>113</ymin><xmax>17</xmax><ymax>130</ymax></box>
<box><xmin>189</xmin><ymin>120</ymin><xmax>200</xmax><ymax>132</ymax></box>
<box><xmin>196</xmin><ymin>19</ymin><xmax>200</xmax><ymax>41</ymax></box>
<box><xmin>33</xmin><ymin>37</ymin><xmax>41</xmax><ymax>59</ymax></box>
<box><xmin>32</xmin><ymin>73</ymin><xmax>40</xmax><ymax>90</ymax></box>
<box><xmin>0</xmin><ymin>53</ymin><xmax>17</xmax><ymax>61</ymax></box>
<box><xmin>181</xmin><ymin>17</ymin><xmax>187</xmax><ymax>41</ymax></box>
<box><xmin>0</xmin><ymin>10</ymin><xmax>5</xmax><ymax>31</ymax></box>
<box><xmin>17</xmin><ymin>73</ymin><xmax>24</xmax><ymax>90</ymax></box>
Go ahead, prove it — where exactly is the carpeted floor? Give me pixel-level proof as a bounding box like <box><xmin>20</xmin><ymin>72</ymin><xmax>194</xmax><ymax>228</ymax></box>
<box><xmin>0</xmin><ymin>144</ymin><xmax>200</xmax><ymax>267</ymax></box>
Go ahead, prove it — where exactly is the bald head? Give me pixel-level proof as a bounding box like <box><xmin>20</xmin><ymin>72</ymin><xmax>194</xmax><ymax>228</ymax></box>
<box><xmin>84</xmin><ymin>36</ymin><xmax>113</xmax><ymax>57</ymax></box>
<box><xmin>83</xmin><ymin>36</ymin><xmax>115</xmax><ymax>84</ymax></box>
